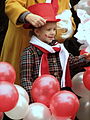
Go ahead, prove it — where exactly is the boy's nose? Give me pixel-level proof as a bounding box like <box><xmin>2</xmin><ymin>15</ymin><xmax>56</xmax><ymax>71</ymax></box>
<box><xmin>51</xmin><ymin>30</ymin><xmax>56</xmax><ymax>35</ymax></box>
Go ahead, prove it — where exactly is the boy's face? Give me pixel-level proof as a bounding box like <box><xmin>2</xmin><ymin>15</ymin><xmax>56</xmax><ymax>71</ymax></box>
<box><xmin>34</xmin><ymin>22</ymin><xmax>57</xmax><ymax>44</ymax></box>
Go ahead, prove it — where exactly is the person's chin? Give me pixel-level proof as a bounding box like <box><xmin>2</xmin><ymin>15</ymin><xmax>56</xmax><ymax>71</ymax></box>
<box><xmin>45</xmin><ymin>39</ymin><xmax>53</xmax><ymax>44</ymax></box>
<box><xmin>49</xmin><ymin>39</ymin><xmax>54</xmax><ymax>43</ymax></box>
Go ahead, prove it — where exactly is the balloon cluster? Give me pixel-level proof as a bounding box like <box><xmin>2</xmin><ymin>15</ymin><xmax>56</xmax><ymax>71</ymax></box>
<box><xmin>71</xmin><ymin>69</ymin><xmax>90</xmax><ymax>120</ymax></box>
<box><xmin>0</xmin><ymin>62</ymin><xmax>30</xmax><ymax>119</ymax></box>
<box><xmin>0</xmin><ymin>62</ymin><xmax>18</xmax><ymax>113</ymax></box>
<box><xmin>0</xmin><ymin>62</ymin><xmax>80</xmax><ymax>120</ymax></box>
<box><xmin>31</xmin><ymin>74</ymin><xmax>60</xmax><ymax>107</ymax></box>
<box><xmin>28</xmin><ymin>74</ymin><xmax>79</xmax><ymax>120</ymax></box>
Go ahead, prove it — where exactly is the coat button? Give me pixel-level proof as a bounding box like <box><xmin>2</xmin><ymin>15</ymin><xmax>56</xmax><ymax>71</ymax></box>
<box><xmin>53</xmin><ymin>60</ymin><xmax>56</xmax><ymax>63</ymax></box>
<box><xmin>54</xmin><ymin>72</ymin><xmax>57</xmax><ymax>76</ymax></box>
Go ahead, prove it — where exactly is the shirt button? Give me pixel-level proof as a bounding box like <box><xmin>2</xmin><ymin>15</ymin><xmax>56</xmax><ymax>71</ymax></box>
<box><xmin>53</xmin><ymin>60</ymin><xmax>56</xmax><ymax>63</ymax></box>
<box><xmin>54</xmin><ymin>72</ymin><xmax>57</xmax><ymax>76</ymax></box>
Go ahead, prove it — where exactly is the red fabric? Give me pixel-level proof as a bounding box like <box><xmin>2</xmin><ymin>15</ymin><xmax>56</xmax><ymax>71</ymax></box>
<box><xmin>31</xmin><ymin>43</ymin><xmax>72</xmax><ymax>87</ymax></box>
<box><xmin>51</xmin><ymin>0</ymin><xmax>59</xmax><ymax>15</ymax></box>
<box><xmin>80</xmin><ymin>49</ymin><xmax>87</xmax><ymax>55</ymax></box>
<box><xmin>71</xmin><ymin>113</ymin><xmax>76</xmax><ymax>120</ymax></box>
<box><xmin>41</xmin><ymin>53</ymin><xmax>50</xmax><ymax>74</ymax></box>
<box><xmin>32</xmin><ymin>44</ymin><xmax>50</xmax><ymax>75</ymax></box>
<box><xmin>32</xmin><ymin>44</ymin><xmax>61</xmax><ymax>75</ymax></box>
<box><xmin>65</xmin><ymin>59</ymin><xmax>72</xmax><ymax>87</ymax></box>
<box><xmin>28</xmin><ymin>3</ymin><xmax>59</xmax><ymax>21</ymax></box>
<box><xmin>53</xmin><ymin>47</ymin><xmax>61</xmax><ymax>52</ymax></box>
<box><xmin>23</xmin><ymin>3</ymin><xmax>60</xmax><ymax>29</ymax></box>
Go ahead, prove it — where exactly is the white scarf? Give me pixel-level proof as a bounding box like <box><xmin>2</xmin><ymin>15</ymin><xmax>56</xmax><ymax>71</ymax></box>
<box><xmin>46</xmin><ymin>0</ymin><xmax>52</xmax><ymax>3</ymax></box>
<box><xmin>30</xmin><ymin>35</ymin><xmax>69</xmax><ymax>88</ymax></box>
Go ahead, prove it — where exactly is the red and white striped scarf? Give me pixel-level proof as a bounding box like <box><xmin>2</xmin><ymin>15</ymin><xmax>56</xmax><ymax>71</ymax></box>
<box><xmin>30</xmin><ymin>35</ymin><xmax>72</xmax><ymax>88</ymax></box>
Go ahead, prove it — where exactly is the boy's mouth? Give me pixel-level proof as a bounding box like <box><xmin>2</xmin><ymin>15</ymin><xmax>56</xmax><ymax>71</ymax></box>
<box><xmin>45</xmin><ymin>34</ymin><xmax>54</xmax><ymax>39</ymax></box>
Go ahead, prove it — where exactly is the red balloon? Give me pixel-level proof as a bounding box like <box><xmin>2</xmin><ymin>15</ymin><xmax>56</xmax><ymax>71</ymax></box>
<box><xmin>83</xmin><ymin>69</ymin><xmax>90</xmax><ymax>90</ymax></box>
<box><xmin>31</xmin><ymin>74</ymin><xmax>60</xmax><ymax>107</ymax></box>
<box><xmin>0</xmin><ymin>81</ymin><xmax>19</xmax><ymax>112</ymax></box>
<box><xmin>0</xmin><ymin>62</ymin><xmax>16</xmax><ymax>83</ymax></box>
<box><xmin>0</xmin><ymin>112</ymin><xmax>3</xmax><ymax>120</ymax></box>
<box><xmin>50</xmin><ymin>90</ymin><xmax>79</xmax><ymax>119</ymax></box>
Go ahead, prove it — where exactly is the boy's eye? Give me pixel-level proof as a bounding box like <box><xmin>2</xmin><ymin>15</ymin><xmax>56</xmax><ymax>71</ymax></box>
<box><xmin>47</xmin><ymin>28</ymin><xmax>56</xmax><ymax>31</ymax></box>
<box><xmin>47</xmin><ymin>28</ymin><xmax>51</xmax><ymax>31</ymax></box>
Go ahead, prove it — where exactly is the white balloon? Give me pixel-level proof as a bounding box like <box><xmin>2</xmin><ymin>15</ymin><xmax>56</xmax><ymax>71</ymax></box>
<box><xmin>77</xmin><ymin>97</ymin><xmax>90</xmax><ymax>120</ymax></box>
<box><xmin>23</xmin><ymin>103</ymin><xmax>52</xmax><ymax>120</ymax></box>
<box><xmin>49</xmin><ymin>115</ymin><xmax>71</xmax><ymax>120</ymax></box>
<box><xmin>71</xmin><ymin>72</ymin><xmax>90</xmax><ymax>97</ymax></box>
<box><xmin>5</xmin><ymin>94</ymin><xmax>29</xmax><ymax>119</ymax></box>
<box><xmin>15</xmin><ymin>84</ymin><xmax>29</xmax><ymax>103</ymax></box>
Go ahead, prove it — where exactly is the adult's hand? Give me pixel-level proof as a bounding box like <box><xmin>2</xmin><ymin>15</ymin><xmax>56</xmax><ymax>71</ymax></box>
<box><xmin>25</xmin><ymin>13</ymin><xmax>46</xmax><ymax>27</ymax></box>
<box><xmin>84</xmin><ymin>53</ymin><xmax>90</xmax><ymax>61</ymax></box>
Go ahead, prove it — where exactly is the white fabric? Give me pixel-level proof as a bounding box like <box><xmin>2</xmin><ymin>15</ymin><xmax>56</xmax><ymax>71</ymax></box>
<box><xmin>30</xmin><ymin>35</ymin><xmax>69</xmax><ymax>87</ymax></box>
<box><xmin>45</xmin><ymin>0</ymin><xmax>52</xmax><ymax>3</ymax></box>
<box><xmin>56</xmin><ymin>10</ymin><xmax>73</xmax><ymax>39</ymax></box>
<box><xmin>74</xmin><ymin>9</ymin><xmax>90</xmax><ymax>50</ymax></box>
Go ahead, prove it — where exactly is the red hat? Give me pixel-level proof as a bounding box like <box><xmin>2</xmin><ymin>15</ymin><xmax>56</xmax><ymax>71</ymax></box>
<box><xmin>23</xmin><ymin>3</ymin><xmax>60</xmax><ymax>29</ymax></box>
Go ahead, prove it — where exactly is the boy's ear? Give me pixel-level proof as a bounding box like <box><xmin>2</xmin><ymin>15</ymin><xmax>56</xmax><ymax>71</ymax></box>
<box><xmin>34</xmin><ymin>28</ymin><xmax>40</xmax><ymax>36</ymax></box>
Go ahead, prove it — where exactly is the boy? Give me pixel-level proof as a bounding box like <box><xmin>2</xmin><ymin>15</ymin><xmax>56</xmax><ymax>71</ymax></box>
<box><xmin>20</xmin><ymin>3</ymin><xmax>90</xmax><ymax>103</ymax></box>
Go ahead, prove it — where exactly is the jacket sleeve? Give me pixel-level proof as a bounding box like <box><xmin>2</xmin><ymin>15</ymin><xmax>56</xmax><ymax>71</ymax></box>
<box><xmin>5</xmin><ymin>0</ymin><xmax>29</xmax><ymax>25</ymax></box>
<box><xmin>20</xmin><ymin>49</ymin><xmax>35</xmax><ymax>103</ymax></box>
<box><xmin>69</xmin><ymin>53</ymin><xmax>90</xmax><ymax>77</ymax></box>
<box><xmin>69</xmin><ymin>54</ymin><xmax>89</xmax><ymax>69</ymax></box>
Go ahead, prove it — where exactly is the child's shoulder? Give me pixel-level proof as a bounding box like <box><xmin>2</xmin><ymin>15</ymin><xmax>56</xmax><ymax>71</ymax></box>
<box><xmin>23</xmin><ymin>43</ymin><xmax>36</xmax><ymax>53</ymax></box>
<box><xmin>25</xmin><ymin>43</ymin><xmax>36</xmax><ymax>50</ymax></box>
<box><xmin>23</xmin><ymin>43</ymin><xmax>41</xmax><ymax>55</ymax></box>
